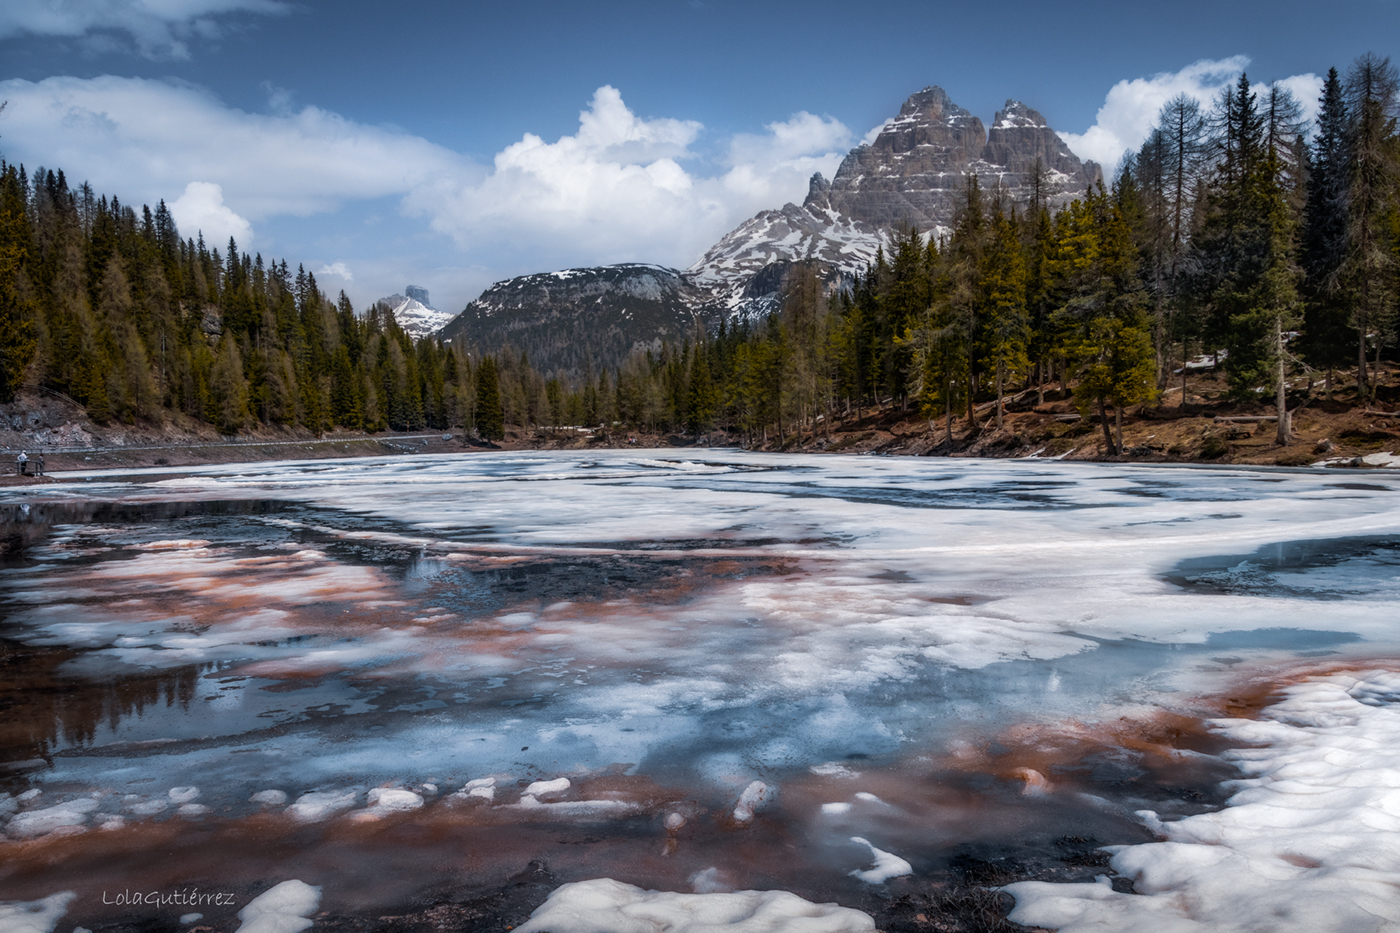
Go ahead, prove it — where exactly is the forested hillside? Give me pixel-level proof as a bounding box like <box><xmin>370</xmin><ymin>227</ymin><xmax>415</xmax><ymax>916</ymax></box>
<box><xmin>580</xmin><ymin>61</ymin><xmax>1400</xmax><ymax>455</ymax></box>
<box><xmin>0</xmin><ymin>59</ymin><xmax>1396</xmax><ymax>455</ymax></box>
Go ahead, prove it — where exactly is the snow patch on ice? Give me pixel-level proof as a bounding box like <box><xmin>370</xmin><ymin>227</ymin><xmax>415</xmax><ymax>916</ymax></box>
<box><xmin>733</xmin><ymin>780</ymin><xmax>769</xmax><ymax>822</ymax></box>
<box><xmin>515</xmin><ymin>878</ymin><xmax>875</xmax><ymax>933</ymax></box>
<box><xmin>1004</xmin><ymin>669</ymin><xmax>1400</xmax><ymax>932</ymax></box>
<box><xmin>6</xmin><ymin>797</ymin><xmax>99</xmax><ymax>839</ymax></box>
<box><xmin>234</xmin><ymin>880</ymin><xmax>321</xmax><ymax>933</ymax></box>
<box><xmin>285</xmin><ymin>790</ymin><xmax>357</xmax><ymax>822</ymax></box>
<box><xmin>0</xmin><ymin>892</ymin><xmax>76</xmax><ymax>933</ymax></box>
<box><xmin>848</xmin><ymin>836</ymin><xmax>913</xmax><ymax>884</ymax></box>
<box><xmin>364</xmin><ymin>787</ymin><xmax>425</xmax><ymax>813</ymax></box>
<box><xmin>523</xmin><ymin>777</ymin><xmax>571</xmax><ymax>798</ymax></box>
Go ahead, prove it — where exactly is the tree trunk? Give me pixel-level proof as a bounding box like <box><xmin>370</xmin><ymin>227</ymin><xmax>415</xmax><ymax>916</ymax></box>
<box><xmin>1275</xmin><ymin>319</ymin><xmax>1291</xmax><ymax>446</ymax></box>
<box><xmin>1114</xmin><ymin>404</ymin><xmax>1123</xmax><ymax>452</ymax></box>
<box><xmin>1098</xmin><ymin>397</ymin><xmax>1116</xmax><ymax>456</ymax></box>
<box><xmin>1358</xmin><ymin>306</ymin><xmax>1369</xmax><ymax>403</ymax></box>
<box><xmin>995</xmin><ymin>360</ymin><xmax>1004</xmax><ymax>431</ymax></box>
<box><xmin>945</xmin><ymin>374</ymin><xmax>954</xmax><ymax>447</ymax></box>
<box><xmin>1181</xmin><ymin>350</ymin><xmax>1188</xmax><ymax>408</ymax></box>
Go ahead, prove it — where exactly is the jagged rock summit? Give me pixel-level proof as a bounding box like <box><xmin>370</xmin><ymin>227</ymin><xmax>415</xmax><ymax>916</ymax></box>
<box><xmin>826</xmin><ymin>87</ymin><xmax>1101</xmax><ymax>231</ymax></box>
<box><xmin>377</xmin><ymin>285</ymin><xmax>455</xmax><ymax>338</ymax></box>
<box><xmin>435</xmin><ymin>85</ymin><xmax>1101</xmax><ymax>372</ymax></box>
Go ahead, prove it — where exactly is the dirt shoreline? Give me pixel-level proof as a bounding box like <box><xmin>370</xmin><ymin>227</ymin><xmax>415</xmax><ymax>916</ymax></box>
<box><xmin>1</xmin><ymin>366</ymin><xmax>1398</xmax><ymax>484</ymax></box>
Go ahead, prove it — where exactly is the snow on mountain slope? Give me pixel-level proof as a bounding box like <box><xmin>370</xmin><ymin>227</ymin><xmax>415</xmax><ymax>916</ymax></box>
<box><xmin>685</xmin><ymin>174</ymin><xmax>896</xmax><ymax>312</ymax></box>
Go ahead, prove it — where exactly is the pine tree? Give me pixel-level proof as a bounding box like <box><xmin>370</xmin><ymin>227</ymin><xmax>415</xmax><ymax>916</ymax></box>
<box><xmin>1302</xmin><ymin>68</ymin><xmax>1355</xmax><ymax>394</ymax></box>
<box><xmin>687</xmin><ymin>339</ymin><xmax>716</xmax><ymax>437</ymax></box>
<box><xmin>1343</xmin><ymin>53</ymin><xmax>1400</xmax><ymax>399</ymax></box>
<box><xmin>1059</xmin><ymin>184</ymin><xmax>1156</xmax><ymax>454</ymax></box>
<box><xmin>210</xmin><ymin>335</ymin><xmax>249</xmax><ymax>434</ymax></box>
<box><xmin>984</xmin><ymin>206</ymin><xmax>1029</xmax><ymax>429</ymax></box>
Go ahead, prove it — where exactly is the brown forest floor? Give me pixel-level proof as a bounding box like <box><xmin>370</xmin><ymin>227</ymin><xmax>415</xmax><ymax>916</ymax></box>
<box><xmin>505</xmin><ymin>363</ymin><xmax>1400</xmax><ymax>471</ymax></box>
<box><xmin>1</xmin><ymin>365</ymin><xmax>1398</xmax><ymax>484</ymax></box>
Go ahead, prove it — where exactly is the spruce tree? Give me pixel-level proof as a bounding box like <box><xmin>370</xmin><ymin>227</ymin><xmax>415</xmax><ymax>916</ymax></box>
<box><xmin>1301</xmin><ymin>67</ymin><xmax>1354</xmax><ymax>393</ymax></box>
<box><xmin>984</xmin><ymin>207</ymin><xmax>1029</xmax><ymax>430</ymax></box>
<box><xmin>1343</xmin><ymin>53</ymin><xmax>1400</xmax><ymax>399</ymax></box>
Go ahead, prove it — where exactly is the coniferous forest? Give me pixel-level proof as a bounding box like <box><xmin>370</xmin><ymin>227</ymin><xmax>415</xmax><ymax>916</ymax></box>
<box><xmin>0</xmin><ymin>60</ymin><xmax>1397</xmax><ymax>454</ymax></box>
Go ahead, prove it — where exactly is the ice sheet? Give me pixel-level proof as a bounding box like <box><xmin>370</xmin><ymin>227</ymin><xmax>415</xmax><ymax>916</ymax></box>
<box><xmin>5</xmin><ymin>452</ymin><xmax>1400</xmax><ymax>920</ymax></box>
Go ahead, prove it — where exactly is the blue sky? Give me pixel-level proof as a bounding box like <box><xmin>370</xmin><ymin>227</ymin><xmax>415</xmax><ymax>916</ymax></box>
<box><xmin>1</xmin><ymin>0</ymin><xmax>1394</xmax><ymax>313</ymax></box>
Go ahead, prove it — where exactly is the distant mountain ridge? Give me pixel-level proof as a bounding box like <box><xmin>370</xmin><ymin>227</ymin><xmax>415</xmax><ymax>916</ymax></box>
<box><xmin>436</xmin><ymin>86</ymin><xmax>1102</xmax><ymax>372</ymax></box>
<box><xmin>436</xmin><ymin>264</ymin><xmax>719</xmax><ymax>375</ymax></box>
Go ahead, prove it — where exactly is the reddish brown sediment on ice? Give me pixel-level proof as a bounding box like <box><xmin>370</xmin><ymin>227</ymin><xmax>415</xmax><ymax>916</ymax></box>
<box><xmin>8</xmin><ymin>656</ymin><xmax>1393</xmax><ymax>932</ymax></box>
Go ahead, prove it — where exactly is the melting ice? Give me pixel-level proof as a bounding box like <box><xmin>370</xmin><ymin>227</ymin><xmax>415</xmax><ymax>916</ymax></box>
<box><xmin>1</xmin><ymin>451</ymin><xmax>1399</xmax><ymax>931</ymax></box>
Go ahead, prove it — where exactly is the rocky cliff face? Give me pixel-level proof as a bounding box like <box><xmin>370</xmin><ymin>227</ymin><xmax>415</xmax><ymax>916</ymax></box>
<box><xmin>983</xmin><ymin>99</ymin><xmax>1101</xmax><ymax>195</ymax></box>
<box><xmin>827</xmin><ymin>87</ymin><xmax>1101</xmax><ymax>231</ymax></box>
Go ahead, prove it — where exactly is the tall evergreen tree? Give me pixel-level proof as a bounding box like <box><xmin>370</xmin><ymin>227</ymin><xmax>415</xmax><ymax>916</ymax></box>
<box><xmin>1343</xmin><ymin>53</ymin><xmax>1400</xmax><ymax>398</ymax></box>
<box><xmin>1302</xmin><ymin>67</ymin><xmax>1355</xmax><ymax>391</ymax></box>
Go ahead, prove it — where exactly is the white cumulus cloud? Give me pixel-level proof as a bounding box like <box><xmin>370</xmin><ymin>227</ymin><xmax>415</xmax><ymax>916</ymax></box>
<box><xmin>722</xmin><ymin>111</ymin><xmax>851</xmax><ymax>204</ymax></box>
<box><xmin>1060</xmin><ymin>57</ymin><xmax>1249</xmax><ymax>170</ymax></box>
<box><xmin>1060</xmin><ymin>57</ymin><xmax>1323</xmax><ymax>174</ymax></box>
<box><xmin>404</xmin><ymin>86</ymin><xmax>850</xmax><ymax>271</ymax></box>
<box><xmin>169</xmin><ymin>181</ymin><xmax>252</xmax><ymax>249</ymax></box>
<box><xmin>0</xmin><ymin>0</ymin><xmax>290</xmax><ymax>59</ymax></box>
<box><xmin>0</xmin><ymin>75</ymin><xmax>471</xmax><ymax>221</ymax></box>
<box><xmin>316</xmin><ymin>262</ymin><xmax>353</xmax><ymax>283</ymax></box>
<box><xmin>0</xmin><ymin>76</ymin><xmax>851</xmax><ymax>300</ymax></box>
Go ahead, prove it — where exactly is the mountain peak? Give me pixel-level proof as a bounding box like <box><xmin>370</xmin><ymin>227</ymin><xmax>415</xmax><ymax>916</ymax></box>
<box><xmin>803</xmin><ymin>172</ymin><xmax>832</xmax><ymax>210</ymax></box>
<box><xmin>404</xmin><ymin>284</ymin><xmax>434</xmax><ymax>309</ymax></box>
<box><xmin>826</xmin><ymin>84</ymin><xmax>1098</xmax><ymax>230</ymax></box>
<box><xmin>993</xmin><ymin>100</ymin><xmax>1046</xmax><ymax>129</ymax></box>
<box><xmin>376</xmin><ymin>285</ymin><xmax>453</xmax><ymax>338</ymax></box>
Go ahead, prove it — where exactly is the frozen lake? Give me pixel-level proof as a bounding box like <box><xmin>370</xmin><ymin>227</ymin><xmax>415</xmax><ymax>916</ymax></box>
<box><xmin>2</xmin><ymin>451</ymin><xmax>1398</xmax><ymax>931</ymax></box>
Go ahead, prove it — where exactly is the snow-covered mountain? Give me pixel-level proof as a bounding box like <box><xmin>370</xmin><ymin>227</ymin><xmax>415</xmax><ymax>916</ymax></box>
<box><xmin>376</xmin><ymin>285</ymin><xmax>455</xmax><ymax>337</ymax></box>
<box><xmin>684</xmin><ymin>173</ymin><xmax>895</xmax><ymax>320</ymax></box>
<box><xmin>434</xmin><ymin>85</ymin><xmax>1103</xmax><ymax>372</ymax></box>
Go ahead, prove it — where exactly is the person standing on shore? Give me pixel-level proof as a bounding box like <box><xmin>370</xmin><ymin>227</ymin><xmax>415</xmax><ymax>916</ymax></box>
<box><xmin>16</xmin><ymin>451</ymin><xmax>27</xmax><ymax>475</ymax></box>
